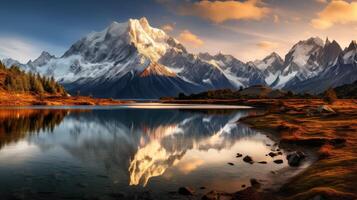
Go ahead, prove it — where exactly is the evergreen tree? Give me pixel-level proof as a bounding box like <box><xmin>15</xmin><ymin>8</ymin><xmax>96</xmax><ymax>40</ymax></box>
<box><xmin>1</xmin><ymin>64</ymin><xmax>66</xmax><ymax>95</ymax></box>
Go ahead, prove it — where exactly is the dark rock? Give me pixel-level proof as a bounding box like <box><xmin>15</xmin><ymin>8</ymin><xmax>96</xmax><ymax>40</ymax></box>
<box><xmin>233</xmin><ymin>187</ymin><xmax>261</xmax><ymax>200</ymax></box>
<box><xmin>266</xmin><ymin>144</ymin><xmax>271</xmax><ymax>146</ymax></box>
<box><xmin>241</xmin><ymin>184</ymin><xmax>246</xmax><ymax>188</ymax></box>
<box><xmin>200</xmin><ymin>186</ymin><xmax>206</xmax><ymax>190</ymax></box>
<box><xmin>268</xmin><ymin>152</ymin><xmax>278</xmax><ymax>157</ymax></box>
<box><xmin>228</xmin><ymin>162</ymin><xmax>234</xmax><ymax>166</ymax></box>
<box><xmin>287</xmin><ymin>151</ymin><xmax>306</xmax><ymax>167</ymax></box>
<box><xmin>236</xmin><ymin>153</ymin><xmax>243</xmax><ymax>158</ymax></box>
<box><xmin>258</xmin><ymin>161</ymin><xmax>267</xmax><ymax>164</ymax></box>
<box><xmin>201</xmin><ymin>190</ymin><xmax>225</xmax><ymax>200</ymax></box>
<box><xmin>277</xmin><ymin>152</ymin><xmax>283</xmax><ymax>155</ymax></box>
<box><xmin>250</xmin><ymin>179</ymin><xmax>261</xmax><ymax>188</ymax></box>
<box><xmin>108</xmin><ymin>192</ymin><xmax>125</xmax><ymax>198</ymax></box>
<box><xmin>273</xmin><ymin>159</ymin><xmax>283</xmax><ymax>164</ymax></box>
<box><xmin>178</xmin><ymin>187</ymin><xmax>194</xmax><ymax>196</ymax></box>
<box><xmin>243</xmin><ymin>156</ymin><xmax>253</xmax><ymax>164</ymax></box>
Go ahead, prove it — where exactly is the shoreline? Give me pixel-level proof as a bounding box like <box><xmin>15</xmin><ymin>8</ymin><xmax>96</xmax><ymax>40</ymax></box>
<box><xmin>161</xmin><ymin>98</ymin><xmax>357</xmax><ymax>199</ymax></box>
<box><xmin>1</xmin><ymin>96</ymin><xmax>356</xmax><ymax>199</ymax></box>
<box><xmin>0</xmin><ymin>92</ymin><xmax>132</xmax><ymax>106</ymax></box>
<box><xmin>237</xmin><ymin>99</ymin><xmax>357</xmax><ymax>200</ymax></box>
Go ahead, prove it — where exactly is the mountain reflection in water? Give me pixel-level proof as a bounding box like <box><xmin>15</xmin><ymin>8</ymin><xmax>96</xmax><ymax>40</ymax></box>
<box><xmin>0</xmin><ymin>108</ymin><xmax>288</xmax><ymax>199</ymax></box>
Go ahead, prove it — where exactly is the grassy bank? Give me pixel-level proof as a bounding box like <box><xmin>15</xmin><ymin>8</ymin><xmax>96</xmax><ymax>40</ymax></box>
<box><xmin>0</xmin><ymin>91</ymin><xmax>130</xmax><ymax>106</ymax></box>
<box><xmin>239</xmin><ymin>99</ymin><xmax>357</xmax><ymax>200</ymax></box>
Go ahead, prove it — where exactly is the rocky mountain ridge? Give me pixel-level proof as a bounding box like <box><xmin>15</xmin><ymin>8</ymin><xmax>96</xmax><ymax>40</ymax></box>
<box><xmin>1</xmin><ymin>17</ymin><xmax>356</xmax><ymax>98</ymax></box>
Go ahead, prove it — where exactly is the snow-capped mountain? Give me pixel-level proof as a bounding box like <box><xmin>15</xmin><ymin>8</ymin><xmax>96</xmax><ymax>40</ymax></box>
<box><xmin>16</xmin><ymin>18</ymin><xmax>230</xmax><ymax>98</ymax></box>
<box><xmin>1</xmin><ymin>17</ymin><xmax>356</xmax><ymax>97</ymax></box>
<box><xmin>249</xmin><ymin>52</ymin><xmax>284</xmax><ymax>85</ymax></box>
<box><xmin>27</xmin><ymin>51</ymin><xmax>56</xmax><ymax>68</ymax></box>
<box><xmin>1</xmin><ymin>58</ymin><xmax>27</xmax><ymax>70</ymax></box>
<box><xmin>286</xmin><ymin>40</ymin><xmax>357</xmax><ymax>93</ymax></box>
<box><xmin>269</xmin><ymin>37</ymin><xmax>327</xmax><ymax>89</ymax></box>
<box><xmin>197</xmin><ymin>52</ymin><xmax>265</xmax><ymax>87</ymax></box>
<box><xmin>1</xmin><ymin>17</ymin><xmax>259</xmax><ymax>98</ymax></box>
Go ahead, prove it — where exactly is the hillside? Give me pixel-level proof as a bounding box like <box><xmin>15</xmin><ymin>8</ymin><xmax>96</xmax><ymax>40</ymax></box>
<box><xmin>170</xmin><ymin>85</ymin><xmax>314</xmax><ymax>100</ymax></box>
<box><xmin>334</xmin><ymin>80</ymin><xmax>357</xmax><ymax>98</ymax></box>
<box><xmin>0</xmin><ymin>61</ymin><xmax>66</xmax><ymax>95</ymax></box>
<box><xmin>0</xmin><ymin>62</ymin><xmax>129</xmax><ymax>106</ymax></box>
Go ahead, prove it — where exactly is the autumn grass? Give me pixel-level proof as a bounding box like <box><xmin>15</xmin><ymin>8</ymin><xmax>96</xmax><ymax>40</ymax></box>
<box><xmin>0</xmin><ymin>91</ymin><xmax>131</xmax><ymax>106</ymax></box>
<box><xmin>240</xmin><ymin>99</ymin><xmax>357</xmax><ymax>200</ymax></box>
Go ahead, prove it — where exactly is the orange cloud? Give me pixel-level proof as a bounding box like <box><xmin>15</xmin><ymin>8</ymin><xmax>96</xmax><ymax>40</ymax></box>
<box><xmin>160</xmin><ymin>23</ymin><xmax>174</xmax><ymax>32</ymax></box>
<box><xmin>257</xmin><ymin>41</ymin><xmax>279</xmax><ymax>49</ymax></box>
<box><xmin>177</xmin><ymin>158</ymin><xmax>204</xmax><ymax>174</ymax></box>
<box><xmin>178</xmin><ymin>30</ymin><xmax>204</xmax><ymax>47</ymax></box>
<box><xmin>178</xmin><ymin>0</ymin><xmax>270</xmax><ymax>23</ymax></box>
<box><xmin>312</xmin><ymin>0</ymin><xmax>357</xmax><ymax>29</ymax></box>
<box><xmin>315</xmin><ymin>0</ymin><xmax>328</xmax><ymax>3</ymax></box>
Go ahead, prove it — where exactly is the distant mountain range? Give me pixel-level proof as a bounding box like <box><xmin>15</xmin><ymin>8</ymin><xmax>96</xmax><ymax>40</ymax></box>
<box><xmin>1</xmin><ymin>17</ymin><xmax>357</xmax><ymax>99</ymax></box>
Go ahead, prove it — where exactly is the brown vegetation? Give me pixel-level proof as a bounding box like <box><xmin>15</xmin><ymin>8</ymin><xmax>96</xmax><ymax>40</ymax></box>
<box><xmin>0</xmin><ymin>91</ymin><xmax>130</xmax><ymax>106</ymax></box>
<box><xmin>0</xmin><ymin>62</ymin><xmax>130</xmax><ymax>106</ymax></box>
<box><xmin>239</xmin><ymin>99</ymin><xmax>357</xmax><ymax>200</ymax></box>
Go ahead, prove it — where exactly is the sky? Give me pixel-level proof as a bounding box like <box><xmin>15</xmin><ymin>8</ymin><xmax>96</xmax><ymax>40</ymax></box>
<box><xmin>0</xmin><ymin>0</ymin><xmax>356</xmax><ymax>63</ymax></box>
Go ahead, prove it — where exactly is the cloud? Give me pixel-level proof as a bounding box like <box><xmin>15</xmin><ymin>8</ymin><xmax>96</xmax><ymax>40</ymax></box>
<box><xmin>178</xmin><ymin>30</ymin><xmax>204</xmax><ymax>47</ymax></box>
<box><xmin>160</xmin><ymin>23</ymin><xmax>175</xmax><ymax>32</ymax></box>
<box><xmin>0</xmin><ymin>37</ymin><xmax>43</xmax><ymax>63</ymax></box>
<box><xmin>177</xmin><ymin>0</ymin><xmax>270</xmax><ymax>23</ymax></box>
<box><xmin>311</xmin><ymin>0</ymin><xmax>357</xmax><ymax>29</ymax></box>
<box><xmin>257</xmin><ymin>41</ymin><xmax>279</xmax><ymax>49</ymax></box>
<box><xmin>177</xmin><ymin>158</ymin><xmax>204</xmax><ymax>174</ymax></box>
<box><xmin>315</xmin><ymin>0</ymin><xmax>328</xmax><ymax>3</ymax></box>
<box><xmin>0</xmin><ymin>36</ymin><xmax>63</xmax><ymax>63</ymax></box>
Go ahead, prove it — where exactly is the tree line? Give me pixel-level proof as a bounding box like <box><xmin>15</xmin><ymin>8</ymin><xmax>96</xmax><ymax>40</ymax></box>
<box><xmin>0</xmin><ymin>62</ymin><xmax>66</xmax><ymax>95</ymax></box>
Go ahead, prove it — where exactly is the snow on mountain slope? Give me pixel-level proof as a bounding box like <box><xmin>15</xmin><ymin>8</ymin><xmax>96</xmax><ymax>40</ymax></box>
<box><xmin>1</xmin><ymin>58</ymin><xmax>27</xmax><ymax>70</ymax></box>
<box><xmin>286</xmin><ymin>40</ymin><xmax>357</xmax><ymax>94</ymax></box>
<box><xmin>20</xmin><ymin>18</ymin><xmax>241</xmax><ymax>98</ymax></box>
<box><xmin>269</xmin><ymin>37</ymin><xmax>330</xmax><ymax>89</ymax></box>
<box><xmin>197</xmin><ymin>53</ymin><xmax>266</xmax><ymax>87</ymax></box>
<box><xmin>63</xmin><ymin>18</ymin><xmax>174</xmax><ymax>63</ymax></box>
<box><xmin>27</xmin><ymin>51</ymin><xmax>56</xmax><ymax>67</ymax></box>
<box><xmin>2</xmin><ymin>17</ymin><xmax>355</xmax><ymax>97</ymax></box>
<box><xmin>283</xmin><ymin>38</ymin><xmax>343</xmax><ymax>92</ymax></box>
<box><xmin>249</xmin><ymin>52</ymin><xmax>284</xmax><ymax>85</ymax></box>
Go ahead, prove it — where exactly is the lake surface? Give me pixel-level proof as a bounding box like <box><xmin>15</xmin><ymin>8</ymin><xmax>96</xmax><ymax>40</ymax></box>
<box><xmin>0</xmin><ymin>104</ymin><xmax>290</xmax><ymax>200</ymax></box>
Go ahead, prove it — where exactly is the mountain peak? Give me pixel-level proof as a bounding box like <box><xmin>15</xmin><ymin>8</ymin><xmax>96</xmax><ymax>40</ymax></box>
<box><xmin>39</xmin><ymin>51</ymin><xmax>55</xmax><ymax>59</ymax></box>
<box><xmin>325</xmin><ymin>37</ymin><xmax>331</xmax><ymax>45</ymax></box>
<box><xmin>266</xmin><ymin>52</ymin><xmax>281</xmax><ymax>59</ymax></box>
<box><xmin>346</xmin><ymin>40</ymin><xmax>357</xmax><ymax>51</ymax></box>
<box><xmin>27</xmin><ymin>51</ymin><xmax>55</xmax><ymax>67</ymax></box>
<box><xmin>63</xmin><ymin>17</ymin><xmax>174</xmax><ymax>62</ymax></box>
<box><xmin>306</xmin><ymin>37</ymin><xmax>324</xmax><ymax>46</ymax></box>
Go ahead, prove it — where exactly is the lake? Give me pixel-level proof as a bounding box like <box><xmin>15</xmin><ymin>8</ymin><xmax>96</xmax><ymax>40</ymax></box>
<box><xmin>0</xmin><ymin>104</ymin><xmax>290</xmax><ymax>200</ymax></box>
